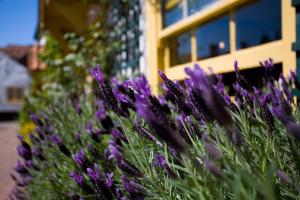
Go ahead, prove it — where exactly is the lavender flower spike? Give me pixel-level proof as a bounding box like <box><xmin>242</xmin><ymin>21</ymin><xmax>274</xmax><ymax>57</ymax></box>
<box><xmin>271</xmin><ymin>106</ymin><xmax>300</xmax><ymax>141</ymax></box>
<box><xmin>69</xmin><ymin>171</ymin><xmax>84</xmax><ymax>186</ymax></box>
<box><xmin>73</xmin><ymin>149</ymin><xmax>85</xmax><ymax>166</ymax></box>
<box><xmin>90</xmin><ymin>64</ymin><xmax>104</xmax><ymax>82</ymax></box>
<box><xmin>153</xmin><ymin>153</ymin><xmax>166</xmax><ymax>167</ymax></box>
<box><xmin>87</xmin><ymin>163</ymin><xmax>100</xmax><ymax>183</ymax></box>
<box><xmin>204</xmin><ymin>159</ymin><xmax>223</xmax><ymax>178</ymax></box>
<box><xmin>121</xmin><ymin>175</ymin><xmax>145</xmax><ymax>194</ymax></box>
<box><xmin>105</xmin><ymin>172</ymin><xmax>114</xmax><ymax>188</ymax></box>
<box><xmin>204</xmin><ymin>142</ymin><xmax>222</xmax><ymax>160</ymax></box>
<box><xmin>275</xmin><ymin>170</ymin><xmax>292</xmax><ymax>184</ymax></box>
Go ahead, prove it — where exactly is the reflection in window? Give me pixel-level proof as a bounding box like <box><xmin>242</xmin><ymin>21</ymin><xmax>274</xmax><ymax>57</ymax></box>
<box><xmin>163</xmin><ymin>0</ymin><xmax>183</xmax><ymax>27</ymax></box>
<box><xmin>188</xmin><ymin>0</ymin><xmax>218</xmax><ymax>15</ymax></box>
<box><xmin>169</xmin><ymin>32</ymin><xmax>191</xmax><ymax>66</ymax></box>
<box><xmin>235</xmin><ymin>0</ymin><xmax>281</xmax><ymax>50</ymax></box>
<box><xmin>196</xmin><ymin>15</ymin><xmax>229</xmax><ymax>60</ymax></box>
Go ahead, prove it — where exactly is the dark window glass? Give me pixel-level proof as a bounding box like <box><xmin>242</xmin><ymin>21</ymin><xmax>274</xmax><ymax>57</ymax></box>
<box><xmin>235</xmin><ymin>0</ymin><xmax>281</xmax><ymax>50</ymax></box>
<box><xmin>6</xmin><ymin>87</ymin><xmax>24</xmax><ymax>103</ymax></box>
<box><xmin>163</xmin><ymin>0</ymin><xmax>183</xmax><ymax>27</ymax></box>
<box><xmin>222</xmin><ymin>64</ymin><xmax>282</xmax><ymax>95</ymax></box>
<box><xmin>196</xmin><ymin>15</ymin><xmax>230</xmax><ymax>60</ymax></box>
<box><xmin>297</xmin><ymin>12</ymin><xmax>300</xmax><ymax>41</ymax></box>
<box><xmin>188</xmin><ymin>0</ymin><xmax>218</xmax><ymax>15</ymax></box>
<box><xmin>169</xmin><ymin>32</ymin><xmax>191</xmax><ymax>66</ymax></box>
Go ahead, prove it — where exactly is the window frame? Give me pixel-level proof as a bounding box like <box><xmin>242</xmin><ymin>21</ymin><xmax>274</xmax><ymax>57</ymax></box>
<box><xmin>161</xmin><ymin>0</ymin><xmax>293</xmax><ymax>80</ymax></box>
<box><xmin>145</xmin><ymin>0</ymin><xmax>295</xmax><ymax>94</ymax></box>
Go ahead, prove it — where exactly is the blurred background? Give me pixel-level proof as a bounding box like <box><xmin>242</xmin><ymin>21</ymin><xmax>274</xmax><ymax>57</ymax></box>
<box><xmin>0</xmin><ymin>0</ymin><xmax>299</xmax><ymax>198</ymax></box>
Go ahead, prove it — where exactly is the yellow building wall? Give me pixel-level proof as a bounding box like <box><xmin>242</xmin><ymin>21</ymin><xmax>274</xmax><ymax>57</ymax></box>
<box><xmin>145</xmin><ymin>0</ymin><xmax>296</xmax><ymax>94</ymax></box>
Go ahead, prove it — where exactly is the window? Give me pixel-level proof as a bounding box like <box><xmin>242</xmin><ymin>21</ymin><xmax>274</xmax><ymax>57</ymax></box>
<box><xmin>169</xmin><ymin>32</ymin><xmax>191</xmax><ymax>66</ymax></box>
<box><xmin>163</xmin><ymin>0</ymin><xmax>183</xmax><ymax>27</ymax></box>
<box><xmin>222</xmin><ymin>64</ymin><xmax>282</xmax><ymax>95</ymax></box>
<box><xmin>196</xmin><ymin>14</ymin><xmax>229</xmax><ymax>60</ymax></box>
<box><xmin>6</xmin><ymin>87</ymin><xmax>24</xmax><ymax>103</ymax></box>
<box><xmin>188</xmin><ymin>0</ymin><xmax>218</xmax><ymax>16</ymax></box>
<box><xmin>235</xmin><ymin>0</ymin><xmax>281</xmax><ymax>50</ymax></box>
<box><xmin>297</xmin><ymin>11</ymin><xmax>300</xmax><ymax>41</ymax></box>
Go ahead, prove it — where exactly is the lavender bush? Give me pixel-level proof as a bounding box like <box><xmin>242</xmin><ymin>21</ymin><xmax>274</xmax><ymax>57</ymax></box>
<box><xmin>11</xmin><ymin>60</ymin><xmax>300</xmax><ymax>199</ymax></box>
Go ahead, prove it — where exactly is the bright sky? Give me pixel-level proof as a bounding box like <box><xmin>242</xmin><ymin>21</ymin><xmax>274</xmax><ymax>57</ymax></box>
<box><xmin>0</xmin><ymin>0</ymin><xmax>38</xmax><ymax>46</ymax></box>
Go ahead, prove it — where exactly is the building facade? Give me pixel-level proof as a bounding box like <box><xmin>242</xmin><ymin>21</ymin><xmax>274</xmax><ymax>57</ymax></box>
<box><xmin>145</xmin><ymin>0</ymin><xmax>296</xmax><ymax>93</ymax></box>
<box><xmin>37</xmin><ymin>0</ymin><xmax>297</xmax><ymax>93</ymax></box>
<box><xmin>0</xmin><ymin>52</ymin><xmax>31</xmax><ymax>113</ymax></box>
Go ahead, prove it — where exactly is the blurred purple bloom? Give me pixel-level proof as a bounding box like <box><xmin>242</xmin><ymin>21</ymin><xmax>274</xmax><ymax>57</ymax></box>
<box><xmin>90</xmin><ymin>64</ymin><xmax>104</xmax><ymax>82</ymax></box>
<box><xmin>121</xmin><ymin>175</ymin><xmax>145</xmax><ymax>194</ymax></box>
<box><xmin>271</xmin><ymin>106</ymin><xmax>300</xmax><ymax>141</ymax></box>
<box><xmin>15</xmin><ymin>161</ymin><xmax>29</xmax><ymax>175</ymax></box>
<box><xmin>136</xmin><ymin>97</ymin><xmax>186</xmax><ymax>153</ymax></box>
<box><xmin>108</xmin><ymin>141</ymin><xmax>123</xmax><ymax>161</ymax></box>
<box><xmin>86</xmin><ymin>122</ymin><xmax>93</xmax><ymax>134</ymax></box>
<box><xmin>259</xmin><ymin>58</ymin><xmax>274</xmax><ymax>69</ymax></box>
<box><xmin>105</xmin><ymin>172</ymin><xmax>114</xmax><ymax>188</ymax></box>
<box><xmin>153</xmin><ymin>153</ymin><xmax>166</xmax><ymax>167</ymax></box>
<box><xmin>17</xmin><ymin>144</ymin><xmax>32</xmax><ymax>161</ymax></box>
<box><xmin>204</xmin><ymin>142</ymin><xmax>222</xmax><ymax>160</ymax></box>
<box><xmin>69</xmin><ymin>171</ymin><xmax>84</xmax><ymax>185</ymax></box>
<box><xmin>204</xmin><ymin>159</ymin><xmax>222</xmax><ymax>178</ymax></box>
<box><xmin>275</xmin><ymin>170</ymin><xmax>291</xmax><ymax>184</ymax></box>
<box><xmin>112</xmin><ymin>128</ymin><xmax>122</xmax><ymax>139</ymax></box>
<box><xmin>76</xmin><ymin>102</ymin><xmax>82</xmax><ymax>115</ymax></box>
<box><xmin>87</xmin><ymin>163</ymin><xmax>100</xmax><ymax>183</ymax></box>
<box><xmin>118</xmin><ymin>159</ymin><xmax>141</xmax><ymax>177</ymax></box>
<box><xmin>50</xmin><ymin>134</ymin><xmax>62</xmax><ymax>145</ymax></box>
<box><xmin>73</xmin><ymin>149</ymin><xmax>86</xmax><ymax>166</ymax></box>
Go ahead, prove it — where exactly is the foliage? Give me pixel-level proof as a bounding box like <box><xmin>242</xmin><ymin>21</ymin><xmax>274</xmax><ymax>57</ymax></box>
<box><xmin>12</xmin><ymin>61</ymin><xmax>300</xmax><ymax>200</ymax></box>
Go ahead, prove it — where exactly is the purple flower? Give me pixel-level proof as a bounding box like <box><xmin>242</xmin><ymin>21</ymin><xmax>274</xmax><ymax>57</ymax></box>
<box><xmin>204</xmin><ymin>159</ymin><xmax>222</xmax><ymax>178</ymax></box>
<box><xmin>15</xmin><ymin>161</ymin><xmax>29</xmax><ymax>175</ymax></box>
<box><xmin>50</xmin><ymin>135</ymin><xmax>71</xmax><ymax>157</ymax></box>
<box><xmin>121</xmin><ymin>175</ymin><xmax>145</xmax><ymax>194</ymax></box>
<box><xmin>136</xmin><ymin>97</ymin><xmax>186</xmax><ymax>153</ymax></box>
<box><xmin>50</xmin><ymin>134</ymin><xmax>62</xmax><ymax>145</ymax></box>
<box><xmin>234</xmin><ymin>60</ymin><xmax>239</xmax><ymax>74</ymax></box>
<box><xmin>17</xmin><ymin>144</ymin><xmax>32</xmax><ymax>160</ymax></box>
<box><xmin>95</xmin><ymin>107</ymin><xmax>106</xmax><ymax>120</ymax></box>
<box><xmin>69</xmin><ymin>172</ymin><xmax>87</xmax><ymax>189</ymax></box>
<box><xmin>30</xmin><ymin>114</ymin><xmax>44</xmax><ymax>127</ymax></box>
<box><xmin>73</xmin><ymin>149</ymin><xmax>87</xmax><ymax>166</ymax></box>
<box><xmin>270</xmin><ymin>106</ymin><xmax>293</xmax><ymax>125</ymax></box>
<box><xmin>112</xmin><ymin>128</ymin><xmax>122</xmax><ymax>139</ymax></box>
<box><xmin>290</xmin><ymin>71</ymin><xmax>300</xmax><ymax>90</ymax></box>
<box><xmin>90</xmin><ymin>64</ymin><xmax>104</xmax><ymax>82</ymax></box>
<box><xmin>275</xmin><ymin>170</ymin><xmax>291</xmax><ymax>184</ymax></box>
<box><xmin>153</xmin><ymin>153</ymin><xmax>166</xmax><ymax>167</ymax></box>
<box><xmin>285</xmin><ymin>122</ymin><xmax>300</xmax><ymax>141</ymax></box>
<box><xmin>75</xmin><ymin>133</ymin><xmax>82</xmax><ymax>145</ymax></box>
<box><xmin>105</xmin><ymin>172</ymin><xmax>114</xmax><ymax>188</ymax></box>
<box><xmin>204</xmin><ymin>142</ymin><xmax>222</xmax><ymax>160</ymax></box>
<box><xmin>259</xmin><ymin>58</ymin><xmax>274</xmax><ymax>69</ymax></box>
<box><xmin>184</xmin><ymin>64</ymin><xmax>206</xmax><ymax>87</ymax></box>
<box><xmin>87</xmin><ymin>163</ymin><xmax>100</xmax><ymax>183</ymax></box>
<box><xmin>135</xmin><ymin>118</ymin><xmax>162</xmax><ymax>147</ymax></box>
<box><xmin>108</xmin><ymin>141</ymin><xmax>123</xmax><ymax>161</ymax></box>
<box><xmin>76</xmin><ymin>102</ymin><xmax>82</xmax><ymax>115</ymax></box>
<box><xmin>118</xmin><ymin>159</ymin><xmax>141</xmax><ymax>177</ymax></box>
<box><xmin>132</xmin><ymin>75</ymin><xmax>151</xmax><ymax>98</ymax></box>
<box><xmin>32</xmin><ymin>147</ymin><xmax>45</xmax><ymax>161</ymax></box>
<box><xmin>85</xmin><ymin>122</ymin><xmax>93</xmax><ymax>134</ymax></box>
<box><xmin>153</xmin><ymin>153</ymin><xmax>177</xmax><ymax>178</ymax></box>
